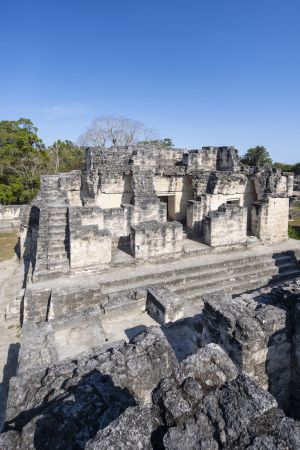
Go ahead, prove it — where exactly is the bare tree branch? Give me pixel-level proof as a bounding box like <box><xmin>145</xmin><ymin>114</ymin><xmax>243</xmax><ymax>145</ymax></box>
<box><xmin>78</xmin><ymin>115</ymin><xmax>158</xmax><ymax>148</ymax></box>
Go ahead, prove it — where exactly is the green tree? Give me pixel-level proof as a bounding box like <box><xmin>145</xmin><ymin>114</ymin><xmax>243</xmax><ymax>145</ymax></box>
<box><xmin>241</xmin><ymin>146</ymin><xmax>272</xmax><ymax>167</ymax></box>
<box><xmin>274</xmin><ymin>161</ymin><xmax>300</xmax><ymax>174</ymax></box>
<box><xmin>47</xmin><ymin>140</ymin><xmax>84</xmax><ymax>174</ymax></box>
<box><xmin>0</xmin><ymin>118</ymin><xmax>48</xmax><ymax>204</ymax></box>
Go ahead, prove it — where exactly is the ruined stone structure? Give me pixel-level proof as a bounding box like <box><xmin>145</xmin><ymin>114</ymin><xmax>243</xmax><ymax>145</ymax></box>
<box><xmin>1</xmin><ymin>144</ymin><xmax>300</xmax><ymax>448</ymax></box>
<box><xmin>18</xmin><ymin>144</ymin><xmax>294</xmax><ymax>282</ymax></box>
<box><xmin>2</xmin><ymin>280</ymin><xmax>300</xmax><ymax>449</ymax></box>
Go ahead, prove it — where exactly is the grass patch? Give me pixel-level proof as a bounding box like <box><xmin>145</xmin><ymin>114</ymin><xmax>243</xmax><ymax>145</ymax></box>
<box><xmin>288</xmin><ymin>224</ymin><xmax>300</xmax><ymax>240</ymax></box>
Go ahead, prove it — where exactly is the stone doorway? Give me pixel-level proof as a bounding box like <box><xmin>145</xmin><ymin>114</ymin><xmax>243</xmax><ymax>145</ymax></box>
<box><xmin>244</xmin><ymin>179</ymin><xmax>258</xmax><ymax>235</ymax></box>
<box><xmin>158</xmin><ymin>195</ymin><xmax>176</xmax><ymax>221</ymax></box>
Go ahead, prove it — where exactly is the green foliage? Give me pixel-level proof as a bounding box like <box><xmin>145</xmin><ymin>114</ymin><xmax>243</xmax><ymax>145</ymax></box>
<box><xmin>288</xmin><ymin>224</ymin><xmax>300</xmax><ymax>240</ymax></box>
<box><xmin>241</xmin><ymin>146</ymin><xmax>272</xmax><ymax>167</ymax></box>
<box><xmin>138</xmin><ymin>137</ymin><xmax>174</xmax><ymax>147</ymax></box>
<box><xmin>47</xmin><ymin>140</ymin><xmax>84</xmax><ymax>174</ymax></box>
<box><xmin>0</xmin><ymin>119</ymin><xmax>86</xmax><ymax>205</ymax></box>
<box><xmin>0</xmin><ymin>118</ymin><xmax>48</xmax><ymax>204</ymax></box>
<box><xmin>274</xmin><ymin>162</ymin><xmax>300</xmax><ymax>174</ymax></box>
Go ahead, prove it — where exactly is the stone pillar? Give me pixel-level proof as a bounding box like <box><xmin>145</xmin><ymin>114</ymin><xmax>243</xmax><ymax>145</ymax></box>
<box><xmin>251</xmin><ymin>196</ymin><xmax>289</xmax><ymax>242</ymax></box>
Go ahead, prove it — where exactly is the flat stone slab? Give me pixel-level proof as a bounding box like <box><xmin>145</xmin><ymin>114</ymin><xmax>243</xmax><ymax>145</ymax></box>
<box><xmin>146</xmin><ymin>286</ymin><xmax>184</xmax><ymax>325</ymax></box>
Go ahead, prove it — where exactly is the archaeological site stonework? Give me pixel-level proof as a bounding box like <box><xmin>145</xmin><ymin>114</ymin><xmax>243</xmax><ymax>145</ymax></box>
<box><xmin>1</xmin><ymin>143</ymin><xmax>300</xmax><ymax>449</ymax></box>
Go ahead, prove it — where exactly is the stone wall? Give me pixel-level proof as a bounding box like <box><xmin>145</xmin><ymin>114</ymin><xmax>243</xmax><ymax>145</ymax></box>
<box><xmin>202</xmin><ymin>204</ymin><xmax>247</xmax><ymax>246</ymax></box>
<box><xmin>251</xmin><ymin>196</ymin><xmax>289</xmax><ymax>242</ymax></box>
<box><xmin>103</xmin><ymin>207</ymin><xmax>126</xmax><ymax>238</ymax></box>
<box><xmin>0</xmin><ymin>205</ymin><xmax>21</xmax><ymax>231</ymax></box>
<box><xmin>201</xmin><ymin>292</ymin><xmax>291</xmax><ymax>412</ymax></box>
<box><xmin>130</xmin><ymin>221</ymin><xmax>183</xmax><ymax>259</ymax></box>
<box><xmin>69</xmin><ymin>207</ymin><xmax>112</xmax><ymax>269</ymax></box>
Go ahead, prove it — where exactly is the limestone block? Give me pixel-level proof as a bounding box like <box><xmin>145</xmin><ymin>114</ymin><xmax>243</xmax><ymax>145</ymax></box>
<box><xmin>70</xmin><ymin>227</ymin><xmax>111</xmax><ymax>269</ymax></box>
<box><xmin>202</xmin><ymin>204</ymin><xmax>247</xmax><ymax>246</ymax></box>
<box><xmin>146</xmin><ymin>286</ymin><xmax>184</xmax><ymax>325</ymax></box>
<box><xmin>251</xmin><ymin>196</ymin><xmax>289</xmax><ymax>242</ymax></box>
<box><xmin>130</xmin><ymin>220</ymin><xmax>183</xmax><ymax>260</ymax></box>
<box><xmin>201</xmin><ymin>291</ymin><xmax>291</xmax><ymax>411</ymax></box>
<box><xmin>0</xmin><ymin>204</ymin><xmax>22</xmax><ymax>231</ymax></box>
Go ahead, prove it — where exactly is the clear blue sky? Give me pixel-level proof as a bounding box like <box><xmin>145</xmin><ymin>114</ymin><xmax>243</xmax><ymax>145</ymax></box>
<box><xmin>1</xmin><ymin>0</ymin><xmax>299</xmax><ymax>162</ymax></box>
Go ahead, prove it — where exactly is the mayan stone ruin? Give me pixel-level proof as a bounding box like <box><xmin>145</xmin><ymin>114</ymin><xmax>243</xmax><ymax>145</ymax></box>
<box><xmin>1</xmin><ymin>143</ymin><xmax>300</xmax><ymax>449</ymax></box>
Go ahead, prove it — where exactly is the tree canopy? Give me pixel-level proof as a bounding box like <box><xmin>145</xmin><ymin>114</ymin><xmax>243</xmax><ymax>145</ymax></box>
<box><xmin>0</xmin><ymin>118</ymin><xmax>49</xmax><ymax>204</ymax></box>
<box><xmin>241</xmin><ymin>146</ymin><xmax>273</xmax><ymax>167</ymax></box>
<box><xmin>274</xmin><ymin>162</ymin><xmax>300</xmax><ymax>174</ymax></box>
<box><xmin>0</xmin><ymin>119</ymin><xmax>85</xmax><ymax>204</ymax></box>
<box><xmin>47</xmin><ymin>140</ymin><xmax>84</xmax><ymax>174</ymax></box>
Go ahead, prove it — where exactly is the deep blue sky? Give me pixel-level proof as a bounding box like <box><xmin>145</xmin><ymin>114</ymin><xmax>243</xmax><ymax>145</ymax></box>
<box><xmin>1</xmin><ymin>0</ymin><xmax>299</xmax><ymax>162</ymax></box>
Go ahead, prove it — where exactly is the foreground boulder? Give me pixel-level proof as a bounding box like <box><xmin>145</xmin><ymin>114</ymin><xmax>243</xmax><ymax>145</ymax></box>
<box><xmin>1</xmin><ymin>329</ymin><xmax>300</xmax><ymax>449</ymax></box>
<box><xmin>2</xmin><ymin>328</ymin><xmax>176</xmax><ymax>449</ymax></box>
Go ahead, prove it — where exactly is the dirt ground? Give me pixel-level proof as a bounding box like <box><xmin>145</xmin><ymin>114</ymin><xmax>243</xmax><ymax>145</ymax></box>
<box><xmin>0</xmin><ymin>232</ymin><xmax>19</xmax><ymax>262</ymax></box>
<box><xmin>290</xmin><ymin>217</ymin><xmax>300</xmax><ymax>227</ymax></box>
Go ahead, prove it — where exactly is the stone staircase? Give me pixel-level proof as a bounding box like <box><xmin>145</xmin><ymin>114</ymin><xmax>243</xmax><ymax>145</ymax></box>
<box><xmin>33</xmin><ymin>206</ymin><xmax>70</xmax><ymax>281</ymax></box>
<box><xmin>47</xmin><ymin>207</ymin><xmax>70</xmax><ymax>272</ymax></box>
<box><xmin>32</xmin><ymin>175</ymin><xmax>71</xmax><ymax>282</ymax></box>
<box><xmin>99</xmin><ymin>250</ymin><xmax>300</xmax><ymax>300</ymax></box>
<box><xmin>40</xmin><ymin>175</ymin><xmax>68</xmax><ymax>206</ymax></box>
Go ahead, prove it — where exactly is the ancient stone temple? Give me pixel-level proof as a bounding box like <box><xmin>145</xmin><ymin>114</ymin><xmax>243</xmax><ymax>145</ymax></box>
<box><xmin>20</xmin><ymin>144</ymin><xmax>293</xmax><ymax>280</ymax></box>
<box><xmin>2</xmin><ymin>144</ymin><xmax>300</xmax><ymax>448</ymax></box>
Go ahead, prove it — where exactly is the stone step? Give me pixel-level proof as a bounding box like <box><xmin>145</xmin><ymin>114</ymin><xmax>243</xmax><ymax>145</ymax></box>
<box><xmin>48</xmin><ymin>243</ymin><xmax>68</xmax><ymax>251</ymax></box>
<box><xmin>99</xmin><ymin>252</ymin><xmax>299</xmax><ymax>300</ymax></box>
<box><xmin>48</xmin><ymin>228</ymin><xmax>67</xmax><ymax>236</ymax></box>
<box><xmin>47</xmin><ymin>251</ymin><xmax>69</xmax><ymax>261</ymax></box>
<box><xmin>33</xmin><ymin>268</ymin><xmax>70</xmax><ymax>281</ymax></box>
<box><xmin>47</xmin><ymin>260</ymin><xmax>70</xmax><ymax>271</ymax></box>
<box><xmin>48</xmin><ymin>212</ymin><xmax>67</xmax><ymax>219</ymax></box>
<box><xmin>278</xmin><ymin>262</ymin><xmax>299</xmax><ymax>273</ymax></box>
<box><xmin>163</xmin><ymin>259</ymin><xmax>293</xmax><ymax>287</ymax></box>
<box><xmin>48</xmin><ymin>227</ymin><xmax>67</xmax><ymax>234</ymax></box>
<box><xmin>101</xmin><ymin>253</ymin><xmax>293</xmax><ymax>293</ymax></box>
<box><xmin>172</xmin><ymin>266</ymin><xmax>279</xmax><ymax>296</ymax></box>
<box><xmin>182</xmin><ymin>268</ymin><xmax>300</xmax><ymax>301</ymax></box>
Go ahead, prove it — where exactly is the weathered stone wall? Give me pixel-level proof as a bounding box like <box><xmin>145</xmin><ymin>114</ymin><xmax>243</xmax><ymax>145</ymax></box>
<box><xmin>294</xmin><ymin>175</ymin><xmax>300</xmax><ymax>192</ymax></box>
<box><xmin>202</xmin><ymin>204</ymin><xmax>247</xmax><ymax>246</ymax></box>
<box><xmin>201</xmin><ymin>292</ymin><xmax>291</xmax><ymax>412</ymax></box>
<box><xmin>70</xmin><ymin>227</ymin><xmax>111</xmax><ymax>269</ymax></box>
<box><xmin>0</xmin><ymin>205</ymin><xmax>22</xmax><ymax>231</ymax></box>
<box><xmin>153</xmin><ymin>174</ymin><xmax>194</xmax><ymax>221</ymax></box>
<box><xmin>59</xmin><ymin>170</ymin><xmax>82</xmax><ymax>205</ymax></box>
<box><xmin>186</xmin><ymin>199</ymin><xmax>204</xmax><ymax>235</ymax></box>
<box><xmin>251</xmin><ymin>196</ymin><xmax>289</xmax><ymax>242</ymax></box>
<box><xmin>103</xmin><ymin>207</ymin><xmax>126</xmax><ymax>238</ymax></box>
<box><xmin>95</xmin><ymin>173</ymin><xmax>132</xmax><ymax>208</ymax></box>
<box><xmin>130</xmin><ymin>221</ymin><xmax>183</xmax><ymax>259</ymax></box>
<box><xmin>69</xmin><ymin>207</ymin><xmax>112</xmax><ymax>269</ymax></box>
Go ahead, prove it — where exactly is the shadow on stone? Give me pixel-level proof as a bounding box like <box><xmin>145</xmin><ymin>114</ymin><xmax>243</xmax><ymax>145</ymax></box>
<box><xmin>4</xmin><ymin>369</ymin><xmax>136</xmax><ymax>450</ymax></box>
<box><xmin>126</xmin><ymin>313</ymin><xmax>203</xmax><ymax>364</ymax></box>
<box><xmin>125</xmin><ymin>324</ymin><xmax>147</xmax><ymax>341</ymax></box>
<box><xmin>0</xmin><ymin>343</ymin><xmax>20</xmax><ymax>432</ymax></box>
<box><xmin>22</xmin><ymin>206</ymin><xmax>40</xmax><ymax>288</ymax></box>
